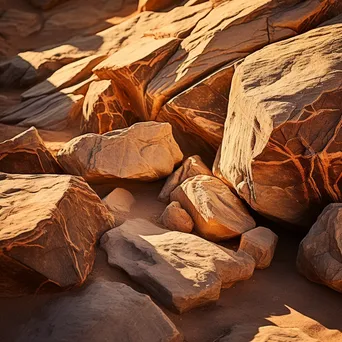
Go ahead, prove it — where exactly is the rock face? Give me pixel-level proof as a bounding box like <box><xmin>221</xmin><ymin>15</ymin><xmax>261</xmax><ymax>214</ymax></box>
<box><xmin>159</xmin><ymin>155</ymin><xmax>212</xmax><ymax>203</ymax></box>
<box><xmin>0</xmin><ymin>174</ymin><xmax>114</xmax><ymax>297</ymax></box>
<box><xmin>101</xmin><ymin>219</ymin><xmax>255</xmax><ymax>313</ymax></box>
<box><xmin>16</xmin><ymin>280</ymin><xmax>182</xmax><ymax>342</ymax></box>
<box><xmin>215</xmin><ymin>23</ymin><xmax>342</xmax><ymax>228</ymax></box>
<box><xmin>0</xmin><ymin>127</ymin><xmax>61</xmax><ymax>174</ymax></box>
<box><xmin>297</xmin><ymin>203</ymin><xmax>342</xmax><ymax>293</ymax></box>
<box><xmin>29</xmin><ymin>0</ymin><xmax>69</xmax><ymax>10</ymax></box>
<box><xmin>170</xmin><ymin>175</ymin><xmax>255</xmax><ymax>241</ymax></box>
<box><xmin>138</xmin><ymin>0</ymin><xmax>182</xmax><ymax>12</ymax></box>
<box><xmin>57</xmin><ymin>122</ymin><xmax>183</xmax><ymax>182</ymax></box>
<box><xmin>239</xmin><ymin>227</ymin><xmax>278</xmax><ymax>269</ymax></box>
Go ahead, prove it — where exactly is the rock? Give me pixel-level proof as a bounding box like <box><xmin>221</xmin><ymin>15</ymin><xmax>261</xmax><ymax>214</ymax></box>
<box><xmin>159</xmin><ymin>201</ymin><xmax>194</xmax><ymax>233</ymax></box>
<box><xmin>0</xmin><ymin>173</ymin><xmax>114</xmax><ymax>297</ymax></box>
<box><xmin>57</xmin><ymin>122</ymin><xmax>183</xmax><ymax>182</ymax></box>
<box><xmin>297</xmin><ymin>203</ymin><xmax>342</xmax><ymax>293</ymax></box>
<box><xmin>158</xmin><ymin>155</ymin><xmax>212</xmax><ymax>203</ymax></box>
<box><xmin>138</xmin><ymin>0</ymin><xmax>183</xmax><ymax>12</ymax></box>
<box><xmin>170</xmin><ymin>175</ymin><xmax>255</xmax><ymax>241</ymax></box>
<box><xmin>16</xmin><ymin>280</ymin><xmax>182</xmax><ymax>342</ymax></box>
<box><xmin>0</xmin><ymin>127</ymin><xmax>61</xmax><ymax>174</ymax></box>
<box><xmin>215</xmin><ymin>23</ymin><xmax>342</xmax><ymax>227</ymax></box>
<box><xmin>29</xmin><ymin>0</ymin><xmax>69</xmax><ymax>10</ymax></box>
<box><xmin>239</xmin><ymin>227</ymin><xmax>278</xmax><ymax>269</ymax></box>
<box><xmin>101</xmin><ymin>219</ymin><xmax>255</xmax><ymax>313</ymax></box>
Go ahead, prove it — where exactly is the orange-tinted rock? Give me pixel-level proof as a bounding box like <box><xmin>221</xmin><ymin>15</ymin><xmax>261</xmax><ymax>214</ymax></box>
<box><xmin>138</xmin><ymin>0</ymin><xmax>183</xmax><ymax>12</ymax></box>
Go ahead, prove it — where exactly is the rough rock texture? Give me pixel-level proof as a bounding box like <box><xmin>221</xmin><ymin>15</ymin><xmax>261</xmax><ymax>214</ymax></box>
<box><xmin>101</xmin><ymin>219</ymin><xmax>255</xmax><ymax>313</ymax></box>
<box><xmin>159</xmin><ymin>201</ymin><xmax>194</xmax><ymax>233</ymax></box>
<box><xmin>239</xmin><ymin>227</ymin><xmax>278</xmax><ymax>269</ymax></box>
<box><xmin>215</xmin><ymin>23</ymin><xmax>342</xmax><ymax>228</ymax></box>
<box><xmin>16</xmin><ymin>280</ymin><xmax>182</xmax><ymax>342</ymax></box>
<box><xmin>0</xmin><ymin>174</ymin><xmax>115</xmax><ymax>297</ymax></box>
<box><xmin>29</xmin><ymin>0</ymin><xmax>69</xmax><ymax>10</ymax></box>
<box><xmin>170</xmin><ymin>175</ymin><xmax>255</xmax><ymax>241</ymax></box>
<box><xmin>0</xmin><ymin>127</ymin><xmax>61</xmax><ymax>174</ymax></box>
<box><xmin>297</xmin><ymin>203</ymin><xmax>342</xmax><ymax>293</ymax></box>
<box><xmin>159</xmin><ymin>155</ymin><xmax>212</xmax><ymax>203</ymax></box>
<box><xmin>138</xmin><ymin>0</ymin><xmax>182</xmax><ymax>12</ymax></box>
<box><xmin>57</xmin><ymin>122</ymin><xmax>183</xmax><ymax>182</ymax></box>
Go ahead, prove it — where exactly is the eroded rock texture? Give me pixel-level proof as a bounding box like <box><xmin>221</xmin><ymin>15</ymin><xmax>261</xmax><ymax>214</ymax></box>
<box><xmin>138</xmin><ymin>0</ymin><xmax>182</xmax><ymax>12</ymax></box>
<box><xmin>215</xmin><ymin>23</ymin><xmax>342</xmax><ymax>227</ymax></box>
<box><xmin>29</xmin><ymin>0</ymin><xmax>69</xmax><ymax>10</ymax></box>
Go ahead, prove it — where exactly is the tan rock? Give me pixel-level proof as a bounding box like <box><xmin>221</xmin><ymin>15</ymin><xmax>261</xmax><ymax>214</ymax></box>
<box><xmin>57</xmin><ymin>122</ymin><xmax>183</xmax><ymax>182</ymax></box>
<box><xmin>0</xmin><ymin>173</ymin><xmax>115</xmax><ymax>297</ymax></box>
<box><xmin>138</xmin><ymin>0</ymin><xmax>182</xmax><ymax>12</ymax></box>
<box><xmin>170</xmin><ymin>175</ymin><xmax>255</xmax><ymax>241</ymax></box>
<box><xmin>239</xmin><ymin>227</ymin><xmax>278</xmax><ymax>269</ymax></box>
<box><xmin>101</xmin><ymin>219</ymin><xmax>255</xmax><ymax>313</ymax></box>
<box><xmin>297</xmin><ymin>203</ymin><xmax>342</xmax><ymax>293</ymax></box>
<box><xmin>159</xmin><ymin>155</ymin><xmax>212</xmax><ymax>203</ymax></box>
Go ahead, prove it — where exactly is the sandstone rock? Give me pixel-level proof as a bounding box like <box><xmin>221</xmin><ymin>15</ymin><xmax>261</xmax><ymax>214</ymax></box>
<box><xmin>170</xmin><ymin>175</ymin><xmax>255</xmax><ymax>241</ymax></box>
<box><xmin>297</xmin><ymin>203</ymin><xmax>342</xmax><ymax>293</ymax></box>
<box><xmin>138</xmin><ymin>0</ymin><xmax>183</xmax><ymax>12</ymax></box>
<box><xmin>159</xmin><ymin>155</ymin><xmax>212</xmax><ymax>203</ymax></box>
<box><xmin>57</xmin><ymin>122</ymin><xmax>183</xmax><ymax>182</ymax></box>
<box><xmin>29</xmin><ymin>0</ymin><xmax>69</xmax><ymax>10</ymax></box>
<box><xmin>239</xmin><ymin>227</ymin><xmax>278</xmax><ymax>269</ymax></box>
<box><xmin>215</xmin><ymin>23</ymin><xmax>342</xmax><ymax>227</ymax></box>
<box><xmin>159</xmin><ymin>201</ymin><xmax>194</xmax><ymax>233</ymax></box>
<box><xmin>0</xmin><ymin>127</ymin><xmax>61</xmax><ymax>174</ymax></box>
<box><xmin>0</xmin><ymin>173</ymin><xmax>114</xmax><ymax>297</ymax></box>
<box><xmin>101</xmin><ymin>219</ymin><xmax>255</xmax><ymax>313</ymax></box>
<box><xmin>16</xmin><ymin>280</ymin><xmax>182</xmax><ymax>342</ymax></box>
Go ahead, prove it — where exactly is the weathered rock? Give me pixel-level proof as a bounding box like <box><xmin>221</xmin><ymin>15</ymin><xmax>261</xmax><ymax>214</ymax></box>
<box><xmin>297</xmin><ymin>203</ymin><xmax>342</xmax><ymax>293</ymax></box>
<box><xmin>215</xmin><ymin>24</ymin><xmax>342</xmax><ymax>227</ymax></box>
<box><xmin>0</xmin><ymin>174</ymin><xmax>115</xmax><ymax>297</ymax></box>
<box><xmin>159</xmin><ymin>155</ymin><xmax>212</xmax><ymax>203</ymax></box>
<box><xmin>138</xmin><ymin>0</ymin><xmax>183</xmax><ymax>12</ymax></box>
<box><xmin>16</xmin><ymin>280</ymin><xmax>182</xmax><ymax>342</ymax></box>
<box><xmin>239</xmin><ymin>227</ymin><xmax>278</xmax><ymax>269</ymax></box>
<box><xmin>0</xmin><ymin>127</ymin><xmax>61</xmax><ymax>174</ymax></box>
<box><xmin>159</xmin><ymin>201</ymin><xmax>194</xmax><ymax>233</ymax></box>
<box><xmin>101</xmin><ymin>219</ymin><xmax>255</xmax><ymax>313</ymax></box>
<box><xmin>57</xmin><ymin>122</ymin><xmax>183</xmax><ymax>182</ymax></box>
<box><xmin>29</xmin><ymin>0</ymin><xmax>69</xmax><ymax>10</ymax></box>
<box><xmin>170</xmin><ymin>175</ymin><xmax>255</xmax><ymax>241</ymax></box>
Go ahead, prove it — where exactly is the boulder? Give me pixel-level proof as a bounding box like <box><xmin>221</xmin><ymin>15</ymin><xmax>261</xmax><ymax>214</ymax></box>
<box><xmin>239</xmin><ymin>227</ymin><xmax>278</xmax><ymax>269</ymax></box>
<box><xmin>170</xmin><ymin>175</ymin><xmax>255</xmax><ymax>241</ymax></box>
<box><xmin>16</xmin><ymin>280</ymin><xmax>182</xmax><ymax>342</ymax></box>
<box><xmin>158</xmin><ymin>155</ymin><xmax>212</xmax><ymax>203</ymax></box>
<box><xmin>57</xmin><ymin>122</ymin><xmax>183</xmax><ymax>182</ymax></box>
<box><xmin>101</xmin><ymin>219</ymin><xmax>255</xmax><ymax>313</ymax></box>
<box><xmin>215</xmin><ymin>23</ymin><xmax>342</xmax><ymax>227</ymax></box>
<box><xmin>0</xmin><ymin>173</ymin><xmax>114</xmax><ymax>297</ymax></box>
<box><xmin>0</xmin><ymin>127</ymin><xmax>61</xmax><ymax>174</ymax></box>
<box><xmin>159</xmin><ymin>201</ymin><xmax>194</xmax><ymax>233</ymax></box>
<box><xmin>297</xmin><ymin>203</ymin><xmax>342</xmax><ymax>293</ymax></box>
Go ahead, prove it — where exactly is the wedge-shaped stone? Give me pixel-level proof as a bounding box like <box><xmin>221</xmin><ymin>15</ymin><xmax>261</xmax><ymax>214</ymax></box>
<box><xmin>215</xmin><ymin>24</ymin><xmax>342</xmax><ymax>227</ymax></box>
<box><xmin>138</xmin><ymin>0</ymin><xmax>183</xmax><ymax>12</ymax></box>
<box><xmin>0</xmin><ymin>174</ymin><xmax>115</xmax><ymax>297</ymax></box>
<box><xmin>101</xmin><ymin>219</ymin><xmax>255</xmax><ymax>313</ymax></box>
<box><xmin>57</xmin><ymin>122</ymin><xmax>183</xmax><ymax>182</ymax></box>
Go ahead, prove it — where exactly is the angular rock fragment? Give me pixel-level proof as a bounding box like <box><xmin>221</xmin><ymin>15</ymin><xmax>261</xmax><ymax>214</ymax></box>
<box><xmin>0</xmin><ymin>174</ymin><xmax>115</xmax><ymax>297</ymax></box>
<box><xmin>138</xmin><ymin>0</ymin><xmax>183</xmax><ymax>12</ymax></box>
<box><xmin>101</xmin><ymin>219</ymin><xmax>255</xmax><ymax>313</ymax></box>
<box><xmin>171</xmin><ymin>175</ymin><xmax>255</xmax><ymax>241</ymax></box>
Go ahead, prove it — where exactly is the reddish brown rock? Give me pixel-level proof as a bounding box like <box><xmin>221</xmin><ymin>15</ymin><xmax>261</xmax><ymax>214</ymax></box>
<box><xmin>138</xmin><ymin>0</ymin><xmax>183</xmax><ymax>12</ymax></box>
<box><xmin>29</xmin><ymin>0</ymin><xmax>69</xmax><ymax>10</ymax></box>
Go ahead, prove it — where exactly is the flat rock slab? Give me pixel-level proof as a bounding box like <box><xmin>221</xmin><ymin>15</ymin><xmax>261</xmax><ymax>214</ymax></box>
<box><xmin>0</xmin><ymin>173</ymin><xmax>115</xmax><ymax>297</ymax></box>
<box><xmin>101</xmin><ymin>219</ymin><xmax>255</xmax><ymax>313</ymax></box>
<box><xmin>16</xmin><ymin>280</ymin><xmax>182</xmax><ymax>342</ymax></box>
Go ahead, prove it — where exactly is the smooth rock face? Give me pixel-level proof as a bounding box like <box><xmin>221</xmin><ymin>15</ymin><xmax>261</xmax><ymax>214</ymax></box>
<box><xmin>239</xmin><ymin>227</ymin><xmax>278</xmax><ymax>269</ymax></box>
<box><xmin>57</xmin><ymin>122</ymin><xmax>183</xmax><ymax>182</ymax></box>
<box><xmin>159</xmin><ymin>201</ymin><xmax>194</xmax><ymax>233</ymax></box>
<box><xmin>0</xmin><ymin>127</ymin><xmax>61</xmax><ymax>174</ymax></box>
<box><xmin>170</xmin><ymin>175</ymin><xmax>256</xmax><ymax>241</ymax></box>
<box><xmin>16</xmin><ymin>280</ymin><xmax>182</xmax><ymax>342</ymax></box>
<box><xmin>29</xmin><ymin>0</ymin><xmax>68</xmax><ymax>10</ymax></box>
<box><xmin>159</xmin><ymin>155</ymin><xmax>212</xmax><ymax>203</ymax></box>
<box><xmin>297</xmin><ymin>203</ymin><xmax>342</xmax><ymax>293</ymax></box>
<box><xmin>101</xmin><ymin>219</ymin><xmax>255</xmax><ymax>313</ymax></box>
<box><xmin>0</xmin><ymin>174</ymin><xmax>115</xmax><ymax>297</ymax></box>
<box><xmin>215</xmin><ymin>24</ymin><xmax>342</xmax><ymax>227</ymax></box>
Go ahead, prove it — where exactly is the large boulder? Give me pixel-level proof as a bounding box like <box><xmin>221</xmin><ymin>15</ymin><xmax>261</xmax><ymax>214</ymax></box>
<box><xmin>101</xmin><ymin>219</ymin><xmax>255</xmax><ymax>313</ymax></box>
<box><xmin>0</xmin><ymin>173</ymin><xmax>114</xmax><ymax>297</ymax></box>
<box><xmin>215</xmin><ymin>23</ymin><xmax>342</xmax><ymax>228</ymax></box>
<box><xmin>57</xmin><ymin>122</ymin><xmax>183</xmax><ymax>182</ymax></box>
<box><xmin>297</xmin><ymin>203</ymin><xmax>342</xmax><ymax>293</ymax></box>
<box><xmin>170</xmin><ymin>175</ymin><xmax>255</xmax><ymax>241</ymax></box>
